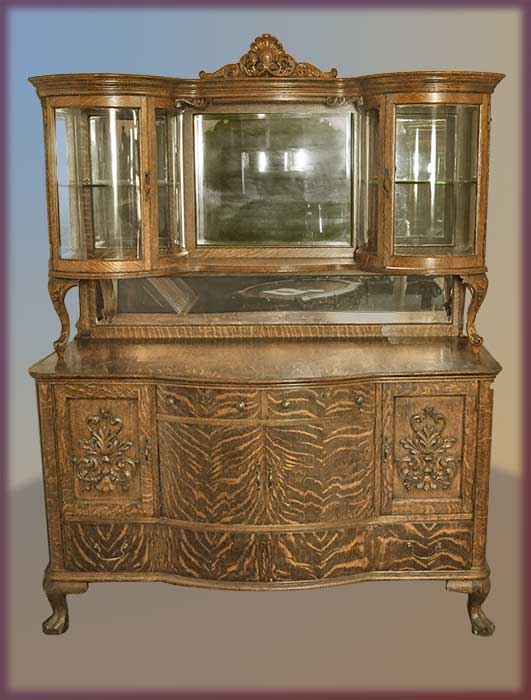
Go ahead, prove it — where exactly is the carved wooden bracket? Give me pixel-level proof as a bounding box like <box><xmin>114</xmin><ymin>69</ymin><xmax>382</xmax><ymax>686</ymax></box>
<box><xmin>48</xmin><ymin>277</ymin><xmax>79</xmax><ymax>359</ymax></box>
<box><xmin>99</xmin><ymin>279</ymin><xmax>118</xmax><ymax>323</ymax></box>
<box><xmin>199</xmin><ymin>34</ymin><xmax>338</xmax><ymax>80</ymax></box>
<box><xmin>460</xmin><ymin>273</ymin><xmax>488</xmax><ymax>354</ymax></box>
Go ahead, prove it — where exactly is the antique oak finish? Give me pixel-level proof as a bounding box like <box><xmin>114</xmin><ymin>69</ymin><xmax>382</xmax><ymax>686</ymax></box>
<box><xmin>29</xmin><ymin>35</ymin><xmax>503</xmax><ymax>636</ymax></box>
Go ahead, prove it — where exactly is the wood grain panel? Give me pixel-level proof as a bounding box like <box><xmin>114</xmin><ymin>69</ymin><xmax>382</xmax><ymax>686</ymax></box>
<box><xmin>54</xmin><ymin>383</ymin><xmax>154</xmax><ymax>517</ymax></box>
<box><xmin>374</xmin><ymin>522</ymin><xmax>472</xmax><ymax>571</ymax></box>
<box><xmin>472</xmin><ymin>379</ymin><xmax>494</xmax><ymax>567</ymax></box>
<box><xmin>266</xmin><ymin>384</ymin><xmax>371</xmax><ymax>419</ymax></box>
<box><xmin>272</xmin><ymin>528</ymin><xmax>371</xmax><ymax>581</ymax></box>
<box><xmin>36</xmin><ymin>383</ymin><xmax>64</xmax><ymax>568</ymax></box>
<box><xmin>63</xmin><ymin>520</ymin><xmax>475</xmax><ymax>581</ymax></box>
<box><xmin>64</xmin><ymin>523</ymin><xmax>150</xmax><ymax>573</ymax></box>
<box><xmin>157</xmin><ymin>385</ymin><xmax>260</xmax><ymax>419</ymax></box>
<box><xmin>381</xmin><ymin>380</ymin><xmax>477</xmax><ymax>515</ymax></box>
<box><xmin>63</xmin><ymin>522</ymin><xmax>272</xmax><ymax>581</ymax></box>
<box><xmin>264</xmin><ymin>418</ymin><xmax>374</xmax><ymax>524</ymax></box>
<box><xmin>158</xmin><ymin>420</ymin><xmax>264</xmax><ymax>524</ymax></box>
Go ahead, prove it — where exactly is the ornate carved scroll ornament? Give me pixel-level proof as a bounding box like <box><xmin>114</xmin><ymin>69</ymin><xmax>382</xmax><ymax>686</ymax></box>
<box><xmin>397</xmin><ymin>406</ymin><xmax>459</xmax><ymax>492</ymax></box>
<box><xmin>74</xmin><ymin>409</ymin><xmax>138</xmax><ymax>494</ymax></box>
<box><xmin>199</xmin><ymin>33</ymin><xmax>338</xmax><ymax>80</ymax></box>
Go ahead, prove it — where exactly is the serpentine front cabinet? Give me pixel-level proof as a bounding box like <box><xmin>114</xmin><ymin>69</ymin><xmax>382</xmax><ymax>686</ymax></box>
<box><xmin>29</xmin><ymin>34</ymin><xmax>503</xmax><ymax>636</ymax></box>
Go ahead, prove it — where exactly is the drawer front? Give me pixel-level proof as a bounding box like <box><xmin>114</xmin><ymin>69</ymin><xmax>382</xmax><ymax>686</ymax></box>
<box><xmin>157</xmin><ymin>385</ymin><xmax>260</xmax><ymax>420</ymax></box>
<box><xmin>272</xmin><ymin>528</ymin><xmax>371</xmax><ymax>581</ymax></box>
<box><xmin>374</xmin><ymin>522</ymin><xmax>473</xmax><ymax>571</ymax></box>
<box><xmin>63</xmin><ymin>522</ymin><xmax>269</xmax><ymax>580</ymax></box>
<box><xmin>54</xmin><ymin>383</ymin><xmax>154</xmax><ymax>517</ymax></box>
<box><xmin>63</xmin><ymin>522</ymin><xmax>373</xmax><ymax>582</ymax></box>
<box><xmin>381</xmin><ymin>380</ymin><xmax>477</xmax><ymax>515</ymax></box>
<box><xmin>64</xmin><ymin>522</ymin><xmax>149</xmax><ymax>573</ymax></box>
<box><xmin>266</xmin><ymin>382</ymin><xmax>373</xmax><ymax>419</ymax></box>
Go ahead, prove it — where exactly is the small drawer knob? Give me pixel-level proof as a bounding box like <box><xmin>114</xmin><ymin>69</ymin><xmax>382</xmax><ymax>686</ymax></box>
<box><xmin>166</xmin><ymin>397</ymin><xmax>176</xmax><ymax>406</ymax></box>
<box><xmin>237</xmin><ymin>401</ymin><xmax>246</xmax><ymax>411</ymax></box>
<box><xmin>281</xmin><ymin>399</ymin><xmax>291</xmax><ymax>409</ymax></box>
<box><xmin>355</xmin><ymin>395</ymin><xmax>364</xmax><ymax>406</ymax></box>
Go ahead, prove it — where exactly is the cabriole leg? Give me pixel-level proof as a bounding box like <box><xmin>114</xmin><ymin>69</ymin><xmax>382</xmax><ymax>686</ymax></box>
<box><xmin>43</xmin><ymin>571</ymin><xmax>88</xmax><ymax>635</ymax></box>
<box><xmin>447</xmin><ymin>577</ymin><xmax>495</xmax><ymax>637</ymax></box>
<box><xmin>460</xmin><ymin>273</ymin><xmax>488</xmax><ymax>354</ymax></box>
<box><xmin>48</xmin><ymin>277</ymin><xmax>79</xmax><ymax>359</ymax></box>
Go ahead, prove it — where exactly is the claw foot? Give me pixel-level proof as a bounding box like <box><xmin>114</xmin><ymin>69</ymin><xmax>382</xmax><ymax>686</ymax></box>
<box><xmin>447</xmin><ymin>576</ymin><xmax>494</xmax><ymax>637</ymax></box>
<box><xmin>43</xmin><ymin>572</ymin><xmax>88</xmax><ymax>636</ymax></box>
<box><xmin>43</xmin><ymin>607</ymin><xmax>69</xmax><ymax>635</ymax></box>
<box><xmin>469</xmin><ymin>604</ymin><xmax>495</xmax><ymax>637</ymax></box>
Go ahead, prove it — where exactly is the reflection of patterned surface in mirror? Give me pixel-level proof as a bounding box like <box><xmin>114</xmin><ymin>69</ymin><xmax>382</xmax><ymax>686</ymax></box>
<box><xmin>112</xmin><ymin>275</ymin><xmax>452</xmax><ymax>324</ymax></box>
<box><xmin>195</xmin><ymin>114</ymin><xmax>352</xmax><ymax>246</ymax></box>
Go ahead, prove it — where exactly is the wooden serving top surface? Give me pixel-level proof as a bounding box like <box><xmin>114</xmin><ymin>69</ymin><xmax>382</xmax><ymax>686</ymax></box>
<box><xmin>29</xmin><ymin>338</ymin><xmax>501</xmax><ymax>384</ymax></box>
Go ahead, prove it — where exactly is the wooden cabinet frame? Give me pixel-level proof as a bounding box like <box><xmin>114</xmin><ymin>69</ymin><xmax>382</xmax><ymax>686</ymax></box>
<box><xmin>29</xmin><ymin>36</ymin><xmax>503</xmax><ymax>637</ymax></box>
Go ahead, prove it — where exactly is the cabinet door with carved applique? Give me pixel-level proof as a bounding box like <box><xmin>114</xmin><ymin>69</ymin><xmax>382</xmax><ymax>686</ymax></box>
<box><xmin>54</xmin><ymin>383</ymin><xmax>155</xmax><ymax>517</ymax></box>
<box><xmin>381</xmin><ymin>381</ymin><xmax>477</xmax><ymax>515</ymax></box>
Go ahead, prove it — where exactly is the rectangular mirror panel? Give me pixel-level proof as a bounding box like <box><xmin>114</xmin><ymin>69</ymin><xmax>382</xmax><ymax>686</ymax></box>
<box><xmin>195</xmin><ymin>113</ymin><xmax>352</xmax><ymax>247</ymax></box>
<box><xmin>100</xmin><ymin>274</ymin><xmax>453</xmax><ymax>325</ymax></box>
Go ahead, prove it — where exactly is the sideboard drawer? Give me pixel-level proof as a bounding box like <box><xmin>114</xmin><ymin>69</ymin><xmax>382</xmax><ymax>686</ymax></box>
<box><xmin>63</xmin><ymin>522</ymin><xmax>150</xmax><ymax>573</ymax></box>
<box><xmin>266</xmin><ymin>382</ymin><xmax>374</xmax><ymax>419</ymax></box>
<box><xmin>374</xmin><ymin>522</ymin><xmax>473</xmax><ymax>571</ymax></box>
<box><xmin>63</xmin><ymin>521</ymin><xmax>374</xmax><ymax>583</ymax></box>
<box><xmin>157</xmin><ymin>385</ymin><xmax>260</xmax><ymax>419</ymax></box>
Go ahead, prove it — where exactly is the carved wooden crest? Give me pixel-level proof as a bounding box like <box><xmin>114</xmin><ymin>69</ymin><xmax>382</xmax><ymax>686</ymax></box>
<box><xmin>199</xmin><ymin>33</ymin><xmax>338</xmax><ymax>80</ymax></box>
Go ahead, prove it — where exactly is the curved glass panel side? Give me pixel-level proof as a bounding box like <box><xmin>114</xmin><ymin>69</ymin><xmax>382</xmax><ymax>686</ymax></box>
<box><xmin>393</xmin><ymin>104</ymin><xmax>479</xmax><ymax>257</ymax></box>
<box><xmin>155</xmin><ymin>110</ymin><xmax>183</xmax><ymax>254</ymax></box>
<box><xmin>55</xmin><ymin>107</ymin><xmax>142</xmax><ymax>261</ymax></box>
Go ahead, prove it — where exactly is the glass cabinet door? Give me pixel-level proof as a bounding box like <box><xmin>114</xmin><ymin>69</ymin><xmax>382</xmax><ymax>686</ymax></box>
<box><xmin>54</xmin><ymin>107</ymin><xmax>142</xmax><ymax>260</ymax></box>
<box><xmin>155</xmin><ymin>110</ymin><xmax>183</xmax><ymax>254</ymax></box>
<box><xmin>358</xmin><ymin>105</ymin><xmax>380</xmax><ymax>255</ymax></box>
<box><xmin>194</xmin><ymin>113</ymin><xmax>352</xmax><ymax>247</ymax></box>
<box><xmin>393</xmin><ymin>104</ymin><xmax>479</xmax><ymax>256</ymax></box>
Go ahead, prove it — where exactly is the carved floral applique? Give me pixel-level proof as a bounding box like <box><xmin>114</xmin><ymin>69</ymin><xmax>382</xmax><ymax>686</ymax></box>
<box><xmin>74</xmin><ymin>408</ymin><xmax>138</xmax><ymax>494</ymax></box>
<box><xmin>397</xmin><ymin>406</ymin><xmax>459</xmax><ymax>492</ymax></box>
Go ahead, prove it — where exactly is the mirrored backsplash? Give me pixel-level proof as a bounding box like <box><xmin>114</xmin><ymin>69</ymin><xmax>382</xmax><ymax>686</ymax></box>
<box><xmin>99</xmin><ymin>274</ymin><xmax>453</xmax><ymax>325</ymax></box>
<box><xmin>194</xmin><ymin>114</ymin><xmax>352</xmax><ymax>247</ymax></box>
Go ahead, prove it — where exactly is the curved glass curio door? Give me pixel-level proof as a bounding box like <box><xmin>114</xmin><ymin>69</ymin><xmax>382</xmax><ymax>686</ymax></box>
<box><xmin>55</xmin><ymin>107</ymin><xmax>142</xmax><ymax>260</ymax></box>
<box><xmin>155</xmin><ymin>109</ymin><xmax>183</xmax><ymax>255</ymax></box>
<box><xmin>393</xmin><ymin>104</ymin><xmax>479</xmax><ymax>256</ymax></box>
